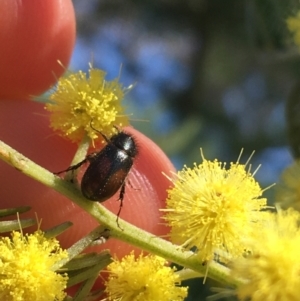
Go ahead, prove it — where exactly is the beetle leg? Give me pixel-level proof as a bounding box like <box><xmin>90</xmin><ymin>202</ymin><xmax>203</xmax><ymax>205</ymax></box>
<box><xmin>127</xmin><ymin>178</ymin><xmax>140</xmax><ymax>191</ymax></box>
<box><xmin>54</xmin><ymin>159</ymin><xmax>88</xmax><ymax>175</ymax></box>
<box><xmin>85</xmin><ymin>152</ymin><xmax>99</xmax><ymax>163</ymax></box>
<box><xmin>116</xmin><ymin>182</ymin><xmax>126</xmax><ymax>230</ymax></box>
<box><xmin>54</xmin><ymin>152</ymin><xmax>98</xmax><ymax>175</ymax></box>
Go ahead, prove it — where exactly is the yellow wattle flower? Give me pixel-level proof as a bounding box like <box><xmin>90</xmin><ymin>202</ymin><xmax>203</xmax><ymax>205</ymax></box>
<box><xmin>0</xmin><ymin>230</ymin><xmax>68</xmax><ymax>301</ymax></box>
<box><xmin>45</xmin><ymin>66</ymin><xmax>130</xmax><ymax>143</ymax></box>
<box><xmin>232</xmin><ymin>208</ymin><xmax>300</xmax><ymax>301</ymax></box>
<box><xmin>287</xmin><ymin>12</ymin><xmax>300</xmax><ymax>48</ymax></box>
<box><xmin>105</xmin><ymin>252</ymin><xmax>188</xmax><ymax>301</ymax></box>
<box><xmin>275</xmin><ymin>161</ymin><xmax>300</xmax><ymax>210</ymax></box>
<box><xmin>162</xmin><ymin>150</ymin><xmax>267</xmax><ymax>262</ymax></box>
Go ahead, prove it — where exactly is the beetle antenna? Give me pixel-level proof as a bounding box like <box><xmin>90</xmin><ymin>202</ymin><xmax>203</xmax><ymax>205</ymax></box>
<box><xmin>113</xmin><ymin>125</ymin><xmax>121</xmax><ymax>132</ymax></box>
<box><xmin>90</xmin><ymin>119</ymin><xmax>110</xmax><ymax>143</ymax></box>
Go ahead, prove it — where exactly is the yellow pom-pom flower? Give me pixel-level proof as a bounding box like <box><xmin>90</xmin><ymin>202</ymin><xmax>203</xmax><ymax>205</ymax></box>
<box><xmin>231</xmin><ymin>208</ymin><xmax>300</xmax><ymax>301</ymax></box>
<box><xmin>287</xmin><ymin>12</ymin><xmax>300</xmax><ymax>48</ymax></box>
<box><xmin>105</xmin><ymin>252</ymin><xmax>188</xmax><ymax>301</ymax></box>
<box><xmin>0</xmin><ymin>230</ymin><xmax>68</xmax><ymax>301</ymax></box>
<box><xmin>45</xmin><ymin>67</ymin><xmax>130</xmax><ymax>143</ymax></box>
<box><xmin>162</xmin><ymin>150</ymin><xmax>267</xmax><ymax>262</ymax></box>
<box><xmin>275</xmin><ymin>161</ymin><xmax>300</xmax><ymax>210</ymax></box>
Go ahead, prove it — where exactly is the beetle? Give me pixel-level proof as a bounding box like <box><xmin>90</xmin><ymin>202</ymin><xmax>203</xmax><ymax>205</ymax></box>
<box><xmin>55</xmin><ymin>128</ymin><xmax>138</xmax><ymax>228</ymax></box>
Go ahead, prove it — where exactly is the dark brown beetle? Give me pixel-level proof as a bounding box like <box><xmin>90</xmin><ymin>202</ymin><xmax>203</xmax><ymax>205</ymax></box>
<box><xmin>55</xmin><ymin>128</ymin><xmax>138</xmax><ymax>227</ymax></box>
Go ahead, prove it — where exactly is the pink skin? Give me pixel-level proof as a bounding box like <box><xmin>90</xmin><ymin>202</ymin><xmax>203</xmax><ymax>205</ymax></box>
<box><xmin>0</xmin><ymin>0</ymin><xmax>76</xmax><ymax>99</ymax></box>
<box><xmin>0</xmin><ymin>1</ymin><xmax>176</xmax><ymax>292</ymax></box>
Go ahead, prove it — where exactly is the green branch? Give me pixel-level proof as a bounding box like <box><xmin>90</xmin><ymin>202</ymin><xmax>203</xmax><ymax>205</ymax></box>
<box><xmin>0</xmin><ymin>139</ymin><xmax>241</xmax><ymax>287</ymax></box>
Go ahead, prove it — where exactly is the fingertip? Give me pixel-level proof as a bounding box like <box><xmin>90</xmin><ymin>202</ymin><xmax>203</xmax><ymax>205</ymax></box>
<box><xmin>0</xmin><ymin>0</ymin><xmax>76</xmax><ymax>99</ymax></box>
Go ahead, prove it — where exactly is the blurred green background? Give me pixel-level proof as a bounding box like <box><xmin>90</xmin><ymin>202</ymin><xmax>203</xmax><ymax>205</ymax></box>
<box><xmin>71</xmin><ymin>1</ymin><xmax>300</xmax><ymax>299</ymax></box>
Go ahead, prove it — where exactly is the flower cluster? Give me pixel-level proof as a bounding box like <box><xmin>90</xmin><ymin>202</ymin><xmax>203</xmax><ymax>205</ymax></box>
<box><xmin>287</xmin><ymin>11</ymin><xmax>300</xmax><ymax>48</ymax></box>
<box><xmin>105</xmin><ymin>252</ymin><xmax>188</xmax><ymax>301</ymax></box>
<box><xmin>0</xmin><ymin>230</ymin><xmax>68</xmax><ymax>301</ymax></box>
<box><xmin>275</xmin><ymin>161</ymin><xmax>300</xmax><ymax>210</ymax></box>
<box><xmin>45</xmin><ymin>67</ymin><xmax>130</xmax><ymax>143</ymax></box>
<box><xmin>231</xmin><ymin>208</ymin><xmax>300</xmax><ymax>301</ymax></box>
<box><xmin>162</xmin><ymin>151</ymin><xmax>267</xmax><ymax>262</ymax></box>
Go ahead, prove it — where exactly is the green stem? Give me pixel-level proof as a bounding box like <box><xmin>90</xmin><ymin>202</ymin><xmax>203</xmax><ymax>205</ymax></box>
<box><xmin>70</xmin><ymin>135</ymin><xmax>91</xmax><ymax>166</ymax></box>
<box><xmin>61</xmin><ymin>134</ymin><xmax>90</xmax><ymax>183</ymax></box>
<box><xmin>176</xmin><ymin>268</ymin><xmax>203</xmax><ymax>281</ymax></box>
<box><xmin>0</xmin><ymin>139</ymin><xmax>241</xmax><ymax>287</ymax></box>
